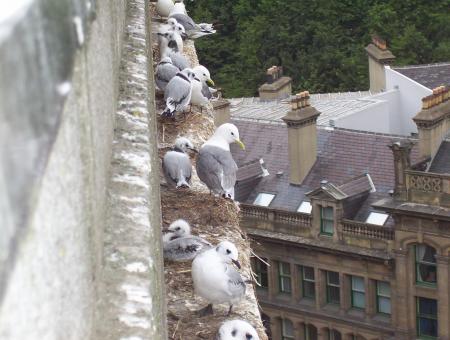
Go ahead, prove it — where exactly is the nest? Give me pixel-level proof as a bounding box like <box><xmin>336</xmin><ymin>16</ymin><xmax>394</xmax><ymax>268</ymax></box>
<box><xmin>151</xmin><ymin>3</ymin><xmax>268</xmax><ymax>339</ymax></box>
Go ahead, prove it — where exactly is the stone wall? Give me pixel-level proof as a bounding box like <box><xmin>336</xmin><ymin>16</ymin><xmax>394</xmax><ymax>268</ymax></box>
<box><xmin>0</xmin><ymin>0</ymin><xmax>127</xmax><ymax>338</ymax></box>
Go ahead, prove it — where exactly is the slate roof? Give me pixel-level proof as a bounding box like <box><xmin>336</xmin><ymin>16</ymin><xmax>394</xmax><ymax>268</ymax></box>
<box><xmin>231</xmin><ymin>119</ymin><xmax>420</xmax><ymax>221</ymax></box>
<box><xmin>429</xmin><ymin>140</ymin><xmax>450</xmax><ymax>174</ymax></box>
<box><xmin>393</xmin><ymin>62</ymin><xmax>450</xmax><ymax>89</ymax></box>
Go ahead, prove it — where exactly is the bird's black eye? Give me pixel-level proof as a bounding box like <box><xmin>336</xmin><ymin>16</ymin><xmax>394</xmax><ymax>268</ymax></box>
<box><xmin>231</xmin><ymin>132</ymin><xmax>234</xmax><ymax>136</ymax></box>
<box><xmin>203</xmin><ymin>73</ymin><xmax>206</xmax><ymax>76</ymax></box>
<box><xmin>226</xmin><ymin>249</ymin><xmax>231</xmax><ymax>254</ymax></box>
<box><xmin>176</xmin><ymin>227</ymin><xmax>180</xmax><ymax>230</ymax></box>
<box><xmin>185</xmin><ymin>143</ymin><xmax>189</xmax><ymax>147</ymax></box>
<box><xmin>246</xmin><ymin>333</ymin><xmax>253</xmax><ymax>340</ymax></box>
<box><xmin>231</xmin><ymin>329</ymin><xmax>237</xmax><ymax>337</ymax></box>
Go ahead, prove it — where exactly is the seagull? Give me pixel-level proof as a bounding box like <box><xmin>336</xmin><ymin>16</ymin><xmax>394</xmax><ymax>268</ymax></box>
<box><xmin>162</xmin><ymin>68</ymin><xmax>195</xmax><ymax>118</ymax></box>
<box><xmin>170</xmin><ymin>0</ymin><xmax>187</xmax><ymax>15</ymax></box>
<box><xmin>163</xmin><ymin>220</ymin><xmax>212</xmax><ymax>261</ymax></box>
<box><xmin>162</xmin><ymin>137</ymin><xmax>197</xmax><ymax>187</ymax></box>
<box><xmin>158</xmin><ymin>17</ymin><xmax>188</xmax><ymax>40</ymax></box>
<box><xmin>169</xmin><ymin>8</ymin><xmax>216</xmax><ymax>39</ymax></box>
<box><xmin>192</xmin><ymin>241</ymin><xmax>246</xmax><ymax>316</ymax></box>
<box><xmin>196</xmin><ymin>123</ymin><xmax>245</xmax><ymax>199</ymax></box>
<box><xmin>166</xmin><ymin>51</ymin><xmax>191</xmax><ymax>71</ymax></box>
<box><xmin>156</xmin><ymin>0</ymin><xmax>174</xmax><ymax>18</ymax></box>
<box><xmin>191</xmin><ymin>65</ymin><xmax>215</xmax><ymax>108</ymax></box>
<box><xmin>216</xmin><ymin>320</ymin><xmax>260</xmax><ymax>340</ymax></box>
<box><xmin>155</xmin><ymin>57</ymin><xmax>179</xmax><ymax>91</ymax></box>
<box><xmin>162</xmin><ymin>218</ymin><xmax>191</xmax><ymax>243</ymax></box>
<box><xmin>158</xmin><ymin>31</ymin><xmax>183</xmax><ymax>58</ymax></box>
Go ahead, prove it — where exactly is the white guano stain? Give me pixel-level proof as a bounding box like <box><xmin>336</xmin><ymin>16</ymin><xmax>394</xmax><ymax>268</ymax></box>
<box><xmin>125</xmin><ymin>262</ymin><xmax>148</xmax><ymax>273</ymax></box>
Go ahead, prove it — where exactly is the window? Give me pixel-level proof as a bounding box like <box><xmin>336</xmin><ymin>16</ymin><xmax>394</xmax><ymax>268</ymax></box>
<box><xmin>366</xmin><ymin>212</ymin><xmax>389</xmax><ymax>225</ymax></box>
<box><xmin>304</xmin><ymin>324</ymin><xmax>318</xmax><ymax>340</ymax></box>
<box><xmin>326</xmin><ymin>271</ymin><xmax>340</xmax><ymax>304</ymax></box>
<box><xmin>297</xmin><ymin>201</ymin><xmax>312</xmax><ymax>214</ymax></box>
<box><xmin>278</xmin><ymin>261</ymin><xmax>292</xmax><ymax>293</ymax></box>
<box><xmin>300</xmin><ymin>266</ymin><xmax>315</xmax><ymax>299</ymax></box>
<box><xmin>328</xmin><ymin>330</ymin><xmax>342</xmax><ymax>340</ymax></box>
<box><xmin>415</xmin><ymin>245</ymin><xmax>437</xmax><ymax>286</ymax></box>
<box><xmin>253</xmin><ymin>193</ymin><xmax>275</xmax><ymax>206</ymax></box>
<box><xmin>376</xmin><ymin>281</ymin><xmax>391</xmax><ymax>315</ymax></box>
<box><xmin>281</xmin><ymin>318</ymin><xmax>294</xmax><ymax>340</ymax></box>
<box><xmin>351</xmin><ymin>276</ymin><xmax>365</xmax><ymax>309</ymax></box>
<box><xmin>320</xmin><ymin>207</ymin><xmax>334</xmax><ymax>235</ymax></box>
<box><xmin>251</xmin><ymin>257</ymin><xmax>268</xmax><ymax>289</ymax></box>
<box><xmin>416</xmin><ymin>297</ymin><xmax>437</xmax><ymax>339</ymax></box>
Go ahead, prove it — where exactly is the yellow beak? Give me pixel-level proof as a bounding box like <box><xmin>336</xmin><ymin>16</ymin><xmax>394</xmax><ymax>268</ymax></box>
<box><xmin>206</xmin><ymin>78</ymin><xmax>215</xmax><ymax>87</ymax></box>
<box><xmin>236</xmin><ymin>139</ymin><xmax>245</xmax><ymax>150</ymax></box>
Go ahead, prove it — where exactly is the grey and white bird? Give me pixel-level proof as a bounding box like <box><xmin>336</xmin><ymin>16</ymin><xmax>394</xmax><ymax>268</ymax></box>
<box><xmin>162</xmin><ymin>137</ymin><xmax>196</xmax><ymax>187</ymax></box>
<box><xmin>163</xmin><ymin>219</ymin><xmax>212</xmax><ymax>261</ymax></box>
<box><xmin>192</xmin><ymin>241</ymin><xmax>246</xmax><ymax>316</ymax></box>
<box><xmin>166</xmin><ymin>50</ymin><xmax>191</xmax><ymax>71</ymax></box>
<box><xmin>155</xmin><ymin>57</ymin><xmax>179</xmax><ymax>91</ymax></box>
<box><xmin>156</xmin><ymin>0</ymin><xmax>174</xmax><ymax>18</ymax></box>
<box><xmin>158</xmin><ymin>31</ymin><xmax>183</xmax><ymax>58</ymax></box>
<box><xmin>162</xmin><ymin>68</ymin><xmax>196</xmax><ymax>118</ymax></box>
<box><xmin>216</xmin><ymin>320</ymin><xmax>260</xmax><ymax>340</ymax></box>
<box><xmin>191</xmin><ymin>65</ymin><xmax>215</xmax><ymax>108</ymax></box>
<box><xmin>170</xmin><ymin>0</ymin><xmax>187</xmax><ymax>15</ymax></box>
<box><xmin>169</xmin><ymin>8</ymin><xmax>216</xmax><ymax>39</ymax></box>
<box><xmin>196</xmin><ymin>123</ymin><xmax>245</xmax><ymax>199</ymax></box>
<box><xmin>162</xmin><ymin>218</ymin><xmax>191</xmax><ymax>243</ymax></box>
<box><xmin>158</xmin><ymin>17</ymin><xmax>188</xmax><ymax>40</ymax></box>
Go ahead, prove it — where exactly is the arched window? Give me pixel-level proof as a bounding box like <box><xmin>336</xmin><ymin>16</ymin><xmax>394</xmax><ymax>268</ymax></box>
<box><xmin>281</xmin><ymin>318</ymin><xmax>294</xmax><ymax>340</ymax></box>
<box><xmin>415</xmin><ymin>244</ymin><xmax>437</xmax><ymax>286</ymax></box>
<box><xmin>304</xmin><ymin>324</ymin><xmax>317</xmax><ymax>340</ymax></box>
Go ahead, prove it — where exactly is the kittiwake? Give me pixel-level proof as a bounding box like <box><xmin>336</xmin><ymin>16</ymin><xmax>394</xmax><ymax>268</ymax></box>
<box><xmin>162</xmin><ymin>218</ymin><xmax>191</xmax><ymax>243</ymax></box>
<box><xmin>155</xmin><ymin>57</ymin><xmax>179</xmax><ymax>91</ymax></box>
<box><xmin>162</xmin><ymin>68</ymin><xmax>195</xmax><ymax>118</ymax></box>
<box><xmin>191</xmin><ymin>65</ymin><xmax>215</xmax><ymax>108</ymax></box>
<box><xmin>158</xmin><ymin>31</ymin><xmax>183</xmax><ymax>58</ymax></box>
<box><xmin>169</xmin><ymin>11</ymin><xmax>215</xmax><ymax>39</ymax></box>
<box><xmin>162</xmin><ymin>137</ymin><xmax>196</xmax><ymax>187</ymax></box>
<box><xmin>216</xmin><ymin>320</ymin><xmax>260</xmax><ymax>340</ymax></box>
<box><xmin>167</xmin><ymin>51</ymin><xmax>191</xmax><ymax>71</ymax></box>
<box><xmin>196</xmin><ymin>123</ymin><xmax>245</xmax><ymax>199</ymax></box>
<box><xmin>158</xmin><ymin>17</ymin><xmax>188</xmax><ymax>40</ymax></box>
<box><xmin>192</xmin><ymin>241</ymin><xmax>246</xmax><ymax>316</ymax></box>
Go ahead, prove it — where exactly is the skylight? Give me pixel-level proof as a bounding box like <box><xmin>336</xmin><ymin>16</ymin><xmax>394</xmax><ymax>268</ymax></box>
<box><xmin>253</xmin><ymin>193</ymin><xmax>275</xmax><ymax>207</ymax></box>
<box><xmin>297</xmin><ymin>201</ymin><xmax>312</xmax><ymax>214</ymax></box>
<box><xmin>366</xmin><ymin>212</ymin><xmax>389</xmax><ymax>226</ymax></box>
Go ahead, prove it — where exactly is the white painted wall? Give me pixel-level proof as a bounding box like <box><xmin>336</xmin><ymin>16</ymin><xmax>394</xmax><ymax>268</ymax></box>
<box><xmin>385</xmin><ymin>66</ymin><xmax>432</xmax><ymax>135</ymax></box>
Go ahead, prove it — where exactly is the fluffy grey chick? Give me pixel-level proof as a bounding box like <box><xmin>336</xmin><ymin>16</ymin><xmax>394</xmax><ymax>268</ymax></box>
<box><xmin>162</xmin><ymin>137</ymin><xmax>196</xmax><ymax>188</ymax></box>
<box><xmin>162</xmin><ymin>218</ymin><xmax>191</xmax><ymax>243</ymax></box>
<box><xmin>162</xmin><ymin>68</ymin><xmax>195</xmax><ymax>118</ymax></box>
<box><xmin>216</xmin><ymin>320</ymin><xmax>260</xmax><ymax>340</ymax></box>
<box><xmin>155</xmin><ymin>57</ymin><xmax>179</xmax><ymax>91</ymax></box>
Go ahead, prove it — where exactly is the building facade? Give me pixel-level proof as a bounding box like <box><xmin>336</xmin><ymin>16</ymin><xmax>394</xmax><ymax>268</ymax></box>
<box><xmin>233</xmin><ymin>87</ymin><xmax>450</xmax><ymax>340</ymax></box>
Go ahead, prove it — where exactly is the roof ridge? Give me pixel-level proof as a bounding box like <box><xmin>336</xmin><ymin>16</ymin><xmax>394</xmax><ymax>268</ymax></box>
<box><xmin>322</xmin><ymin>126</ymin><xmax>419</xmax><ymax>139</ymax></box>
<box><xmin>394</xmin><ymin>62</ymin><xmax>450</xmax><ymax>69</ymax></box>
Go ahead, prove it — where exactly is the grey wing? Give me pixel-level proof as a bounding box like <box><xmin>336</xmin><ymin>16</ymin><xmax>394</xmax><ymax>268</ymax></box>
<box><xmin>216</xmin><ymin>150</ymin><xmax>238</xmax><ymax>192</ymax></box>
<box><xmin>163</xmin><ymin>236</ymin><xmax>212</xmax><ymax>261</ymax></box>
<box><xmin>164</xmin><ymin>77</ymin><xmax>191</xmax><ymax>106</ymax></box>
<box><xmin>156</xmin><ymin>64</ymin><xmax>178</xmax><ymax>90</ymax></box>
<box><xmin>163</xmin><ymin>153</ymin><xmax>192</xmax><ymax>184</ymax></box>
<box><xmin>201</xmin><ymin>82</ymin><xmax>213</xmax><ymax>99</ymax></box>
<box><xmin>169</xmin><ymin>13</ymin><xmax>196</xmax><ymax>31</ymax></box>
<box><xmin>196</xmin><ymin>148</ymin><xmax>225</xmax><ymax>194</ymax></box>
<box><xmin>226</xmin><ymin>266</ymin><xmax>246</xmax><ymax>298</ymax></box>
<box><xmin>169</xmin><ymin>52</ymin><xmax>190</xmax><ymax>70</ymax></box>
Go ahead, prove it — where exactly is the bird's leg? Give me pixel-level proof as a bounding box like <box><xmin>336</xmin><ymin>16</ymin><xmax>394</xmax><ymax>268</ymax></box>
<box><xmin>196</xmin><ymin>303</ymin><xmax>214</xmax><ymax>317</ymax></box>
<box><xmin>227</xmin><ymin>304</ymin><xmax>233</xmax><ymax>316</ymax></box>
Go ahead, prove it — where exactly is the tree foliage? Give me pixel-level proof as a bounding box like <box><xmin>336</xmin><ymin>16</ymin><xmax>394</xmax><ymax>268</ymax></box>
<box><xmin>187</xmin><ymin>0</ymin><xmax>450</xmax><ymax>97</ymax></box>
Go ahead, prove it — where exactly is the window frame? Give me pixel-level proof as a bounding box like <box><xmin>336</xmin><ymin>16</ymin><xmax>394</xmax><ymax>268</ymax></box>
<box><xmin>253</xmin><ymin>192</ymin><xmax>276</xmax><ymax>207</ymax></box>
<box><xmin>326</xmin><ymin>271</ymin><xmax>340</xmax><ymax>305</ymax></box>
<box><xmin>278</xmin><ymin>261</ymin><xmax>292</xmax><ymax>294</ymax></box>
<box><xmin>300</xmin><ymin>265</ymin><xmax>315</xmax><ymax>299</ymax></box>
<box><xmin>281</xmin><ymin>318</ymin><xmax>295</xmax><ymax>340</ymax></box>
<box><xmin>415</xmin><ymin>244</ymin><xmax>437</xmax><ymax>287</ymax></box>
<box><xmin>304</xmin><ymin>324</ymin><xmax>318</xmax><ymax>340</ymax></box>
<box><xmin>320</xmin><ymin>206</ymin><xmax>334</xmax><ymax>236</ymax></box>
<box><xmin>251</xmin><ymin>257</ymin><xmax>269</xmax><ymax>289</ymax></box>
<box><xmin>416</xmin><ymin>297</ymin><xmax>438</xmax><ymax>339</ymax></box>
<box><xmin>350</xmin><ymin>276</ymin><xmax>366</xmax><ymax>310</ymax></box>
<box><xmin>376</xmin><ymin>281</ymin><xmax>391</xmax><ymax>315</ymax></box>
<box><xmin>297</xmin><ymin>200</ymin><xmax>312</xmax><ymax>214</ymax></box>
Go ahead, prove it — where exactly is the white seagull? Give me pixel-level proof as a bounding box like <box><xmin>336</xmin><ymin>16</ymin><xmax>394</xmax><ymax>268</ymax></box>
<box><xmin>192</xmin><ymin>241</ymin><xmax>246</xmax><ymax>316</ymax></box>
<box><xmin>191</xmin><ymin>65</ymin><xmax>215</xmax><ymax>108</ymax></box>
<box><xmin>196</xmin><ymin>123</ymin><xmax>245</xmax><ymax>199</ymax></box>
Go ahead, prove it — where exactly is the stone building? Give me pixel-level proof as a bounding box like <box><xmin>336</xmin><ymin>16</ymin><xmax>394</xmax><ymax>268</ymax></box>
<box><xmin>231</xmin><ymin>86</ymin><xmax>450</xmax><ymax>339</ymax></box>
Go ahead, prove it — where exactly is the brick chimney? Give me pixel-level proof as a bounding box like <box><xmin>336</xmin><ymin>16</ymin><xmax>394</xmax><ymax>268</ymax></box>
<box><xmin>413</xmin><ymin>86</ymin><xmax>450</xmax><ymax>159</ymax></box>
<box><xmin>282</xmin><ymin>91</ymin><xmax>321</xmax><ymax>185</ymax></box>
<box><xmin>365</xmin><ymin>35</ymin><xmax>395</xmax><ymax>92</ymax></box>
<box><xmin>258</xmin><ymin>65</ymin><xmax>292</xmax><ymax>101</ymax></box>
<box><xmin>388</xmin><ymin>140</ymin><xmax>414</xmax><ymax>200</ymax></box>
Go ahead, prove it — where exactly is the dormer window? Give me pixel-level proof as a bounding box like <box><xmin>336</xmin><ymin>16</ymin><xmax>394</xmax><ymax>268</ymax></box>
<box><xmin>297</xmin><ymin>201</ymin><xmax>312</xmax><ymax>214</ymax></box>
<box><xmin>320</xmin><ymin>206</ymin><xmax>334</xmax><ymax>236</ymax></box>
<box><xmin>366</xmin><ymin>212</ymin><xmax>389</xmax><ymax>225</ymax></box>
<box><xmin>253</xmin><ymin>193</ymin><xmax>275</xmax><ymax>207</ymax></box>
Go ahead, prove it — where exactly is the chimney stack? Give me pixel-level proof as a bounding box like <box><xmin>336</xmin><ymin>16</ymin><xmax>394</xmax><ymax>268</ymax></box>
<box><xmin>413</xmin><ymin>86</ymin><xmax>450</xmax><ymax>159</ymax></box>
<box><xmin>365</xmin><ymin>35</ymin><xmax>395</xmax><ymax>92</ymax></box>
<box><xmin>388</xmin><ymin>140</ymin><xmax>414</xmax><ymax>200</ymax></box>
<box><xmin>282</xmin><ymin>91</ymin><xmax>321</xmax><ymax>185</ymax></box>
<box><xmin>258</xmin><ymin>65</ymin><xmax>292</xmax><ymax>101</ymax></box>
